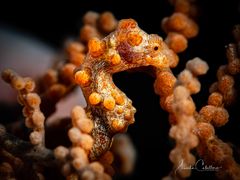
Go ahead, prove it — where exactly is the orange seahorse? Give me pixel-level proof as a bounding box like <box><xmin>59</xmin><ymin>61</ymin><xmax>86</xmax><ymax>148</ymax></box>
<box><xmin>74</xmin><ymin>19</ymin><xmax>178</xmax><ymax>160</ymax></box>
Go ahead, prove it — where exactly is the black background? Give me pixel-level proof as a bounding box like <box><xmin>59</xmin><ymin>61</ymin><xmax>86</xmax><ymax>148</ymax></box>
<box><xmin>0</xmin><ymin>0</ymin><xmax>240</xmax><ymax>179</ymax></box>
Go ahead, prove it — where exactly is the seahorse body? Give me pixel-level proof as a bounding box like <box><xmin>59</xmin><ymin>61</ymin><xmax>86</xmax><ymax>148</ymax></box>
<box><xmin>74</xmin><ymin>19</ymin><xmax>177</xmax><ymax>160</ymax></box>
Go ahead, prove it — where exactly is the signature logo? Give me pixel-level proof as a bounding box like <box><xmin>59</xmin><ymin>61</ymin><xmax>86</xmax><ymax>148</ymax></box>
<box><xmin>175</xmin><ymin>159</ymin><xmax>222</xmax><ymax>174</ymax></box>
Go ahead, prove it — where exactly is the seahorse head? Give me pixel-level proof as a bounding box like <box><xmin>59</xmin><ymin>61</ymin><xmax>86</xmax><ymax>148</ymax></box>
<box><xmin>113</xmin><ymin>19</ymin><xmax>178</xmax><ymax>69</ymax></box>
<box><xmin>86</xmin><ymin>19</ymin><xmax>178</xmax><ymax>72</ymax></box>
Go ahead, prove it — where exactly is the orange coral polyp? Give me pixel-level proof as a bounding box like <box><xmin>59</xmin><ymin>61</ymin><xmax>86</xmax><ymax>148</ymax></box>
<box><xmin>26</xmin><ymin>93</ymin><xmax>41</xmax><ymax>108</ymax></box>
<box><xmin>98</xmin><ymin>11</ymin><xmax>117</xmax><ymax>33</ymax></box>
<box><xmin>165</xmin><ymin>32</ymin><xmax>187</xmax><ymax>53</ymax></box>
<box><xmin>154</xmin><ymin>71</ymin><xmax>176</xmax><ymax>97</ymax></box>
<box><xmin>11</xmin><ymin>77</ymin><xmax>25</xmax><ymax>90</ymax></box>
<box><xmin>195</xmin><ymin>122</ymin><xmax>215</xmax><ymax>140</ymax></box>
<box><xmin>208</xmin><ymin>92</ymin><xmax>223</xmax><ymax>107</ymax></box>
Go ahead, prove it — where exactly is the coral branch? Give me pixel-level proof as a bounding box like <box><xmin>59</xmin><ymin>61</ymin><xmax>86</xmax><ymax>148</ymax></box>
<box><xmin>2</xmin><ymin>69</ymin><xmax>46</xmax><ymax>146</ymax></box>
<box><xmin>193</xmin><ymin>24</ymin><xmax>240</xmax><ymax>179</ymax></box>
<box><xmin>0</xmin><ymin>125</ymin><xmax>55</xmax><ymax>167</ymax></box>
<box><xmin>166</xmin><ymin>58</ymin><xmax>208</xmax><ymax>178</ymax></box>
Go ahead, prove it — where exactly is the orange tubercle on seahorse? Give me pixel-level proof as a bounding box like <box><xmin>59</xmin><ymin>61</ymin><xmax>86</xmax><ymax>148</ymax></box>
<box><xmin>89</xmin><ymin>92</ymin><xmax>102</xmax><ymax>105</ymax></box>
<box><xmin>127</xmin><ymin>32</ymin><xmax>143</xmax><ymax>46</ymax></box>
<box><xmin>103</xmin><ymin>97</ymin><xmax>116</xmax><ymax>111</ymax></box>
<box><xmin>74</xmin><ymin>70</ymin><xmax>91</xmax><ymax>86</ymax></box>
<box><xmin>88</xmin><ymin>37</ymin><xmax>106</xmax><ymax>58</ymax></box>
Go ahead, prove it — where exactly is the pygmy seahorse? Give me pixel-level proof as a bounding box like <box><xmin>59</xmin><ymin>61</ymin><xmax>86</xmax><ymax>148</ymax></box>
<box><xmin>74</xmin><ymin>19</ymin><xmax>178</xmax><ymax>160</ymax></box>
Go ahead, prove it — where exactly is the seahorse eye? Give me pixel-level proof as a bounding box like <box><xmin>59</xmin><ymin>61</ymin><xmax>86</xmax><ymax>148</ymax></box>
<box><xmin>154</xmin><ymin>46</ymin><xmax>159</xmax><ymax>51</ymax></box>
